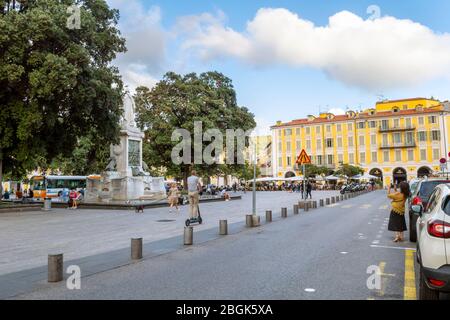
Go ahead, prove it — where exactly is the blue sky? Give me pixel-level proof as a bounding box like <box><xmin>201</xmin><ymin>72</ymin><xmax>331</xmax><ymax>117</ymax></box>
<box><xmin>109</xmin><ymin>0</ymin><xmax>450</xmax><ymax>134</ymax></box>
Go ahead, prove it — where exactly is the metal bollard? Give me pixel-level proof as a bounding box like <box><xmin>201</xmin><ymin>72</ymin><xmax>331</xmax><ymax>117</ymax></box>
<box><xmin>219</xmin><ymin>220</ymin><xmax>228</xmax><ymax>235</ymax></box>
<box><xmin>266</xmin><ymin>210</ymin><xmax>272</xmax><ymax>222</ymax></box>
<box><xmin>293</xmin><ymin>204</ymin><xmax>299</xmax><ymax>215</ymax></box>
<box><xmin>184</xmin><ymin>226</ymin><xmax>193</xmax><ymax>245</ymax></box>
<box><xmin>246</xmin><ymin>214</ymin><xmax>253</xmax><ymax>227</ymax></box>
<box><xmin>313</xmin><ymin>201</ymin><xmax>317</xmax><ymax>209</ymax></box>
<box><xmin>335</xmin><ymin>196</ymin><xmax>339</xmax><ymax>202</ymax></box>
<box><xmin>48</xmin><ymin>254</ymin><xmax>63</xmax><ymax>282</ymax></box>
<box><xmin>326</xmin><ymin>198</ymin><xmax>330</xmax><ymax>205</ymax></box>
<box><xmin>331</xmin><ymin>197</ymin><xmax>335</xmax><ymax>204</ymax></box>
<box><xmin>131</xmin><ymin>238</ymin><xmax>143</xmax><ymax>260</ymax></box>
<box><xmin>281</xmin><ymin>207</ymin><xmax>287</xmax><ymax>218</ymax></box>
<box><xmin>43</xmin><ymin>197</ymin><xmax>52</xmax><ymax>211</ymax></box>
<box><xmin>304</xmin><ymin>202</ymin><xmax>309</xmax><ymax>212</ymax></box>
<box><xmin>298</xmin><ymin>201</ymin><xmax>305</xmax><ymax>209</ymax></box>
<box><xmin>252</xmin><ymin>215</ymin><xmax>260</xmax><ymax>227</ymax></box>
<box><xmin>320</xmin><ymin>199</ymin><xmax>324</xmax><ymax>207</ymax></box>
<box><xmin>340</xmin><ymin>195</ymin><xmax>343</xmax><ymax>201</ymax></box>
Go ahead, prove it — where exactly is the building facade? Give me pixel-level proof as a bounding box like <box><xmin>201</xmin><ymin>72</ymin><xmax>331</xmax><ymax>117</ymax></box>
<box><xmin>271</xmin><ymin>98</ymin><xmax>450</xmax><ymax>186</ymax></box>
<box><xmin>243</xmin><ymin>135</ymin><xmax>272</xmax><ymax>177</ymax></box>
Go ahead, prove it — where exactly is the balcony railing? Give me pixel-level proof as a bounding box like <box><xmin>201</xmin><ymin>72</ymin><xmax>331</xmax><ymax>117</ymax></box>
<box><xmin>380</xmin><ymin>141</ymin><xmax>416</xmax><ymax>149</ymax></box>
<box><xmin>378</xmin><ymin>125</ymin><xmax>416</xmax><ymax>132</ymax></box>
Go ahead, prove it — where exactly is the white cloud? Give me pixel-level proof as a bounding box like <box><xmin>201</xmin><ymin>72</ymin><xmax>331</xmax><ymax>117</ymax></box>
<box><xmin>121</xmin><ymin>65</ymin><xmax>159</xmax><ymax>92</ymax></box>
<box><xmin>178</xmin><ymin>8</ymin><xmax>450</xmax><ymax>90</ymax></box>
<box><xmin>107</xmin><ymin>0</ymin><xmax>166</xmax><ymax>91</ymax></box>
<box><xmin>327</xmin><ymin>108</ymin><xmax>346</xmax><ymax>115</ymax></box>
<box><xmin>252</xmin><ymin>117</ymin><xmax>273</xmax><ymax>136</ymax></box>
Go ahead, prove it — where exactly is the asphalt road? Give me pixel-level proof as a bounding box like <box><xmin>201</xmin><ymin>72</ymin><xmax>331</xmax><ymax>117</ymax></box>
<box><xmin>12</xmin><ymin>190</ymin><xmax>432</xmax><ymax>300</ymax></box>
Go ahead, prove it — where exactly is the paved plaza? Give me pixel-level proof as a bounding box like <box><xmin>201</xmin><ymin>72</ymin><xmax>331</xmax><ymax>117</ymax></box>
<box><xmin>0</xmin><ymin>191</ymin><xmax>339</xmax><ymax>276</ymax></box>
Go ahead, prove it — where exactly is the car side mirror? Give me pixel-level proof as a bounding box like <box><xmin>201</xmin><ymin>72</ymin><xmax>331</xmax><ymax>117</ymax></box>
<box><xmin>411</xmin><ymin>205</ymin><xmax>423</xmax><ymax>216</ymax></box>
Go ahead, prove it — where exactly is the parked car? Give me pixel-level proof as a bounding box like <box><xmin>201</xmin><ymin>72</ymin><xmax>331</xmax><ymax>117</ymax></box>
<box><xmin>411</xmin><ymin>183</ymin><xmax>450</xmax><ymax>299</ymax></box>
<box><xmin>408</xmin><ymin>178</ymin><xmax>450</xmax><ymax>242</ymax></box>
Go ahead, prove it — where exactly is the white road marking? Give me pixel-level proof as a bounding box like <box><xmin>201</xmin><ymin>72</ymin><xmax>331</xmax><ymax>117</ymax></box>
<box><xmin>370</xmin><ymin>244</ymin><xmax>416</xmax><ymax>251</ymax></box>
<box><xmin>372</xmin><ymin>240</ymin><xmax>380</xmax><ymax>244</ymax></box>
<box><xmin>378</xmin><ymin>205</ymin><xmax>388</xmax><ymax>210</ymax></box>
<box><xmin>304</xmin><ymin>288</ymin><xmax>316</xmax><ymax>293</ymax></box>
<box><xmin>340</xmin><ymin>251</ymin><xmax>348</xmax><ymax>255</ymax></box>
<box><xmin>341</xmin><ymin>204</ymin><xmax>354</xmax><ymax>209</ymax></box>
<box><xmin>360</xmin><ymin>204</ymin><xmax>372</xmax><ymax>209</ymax></box>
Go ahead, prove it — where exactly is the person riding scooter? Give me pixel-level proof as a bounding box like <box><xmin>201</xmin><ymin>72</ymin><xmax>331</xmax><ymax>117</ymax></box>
<box><xmin>186</xmin><ymin>170</ymin><xmax>203</xmax><ymax>226</ymax></box>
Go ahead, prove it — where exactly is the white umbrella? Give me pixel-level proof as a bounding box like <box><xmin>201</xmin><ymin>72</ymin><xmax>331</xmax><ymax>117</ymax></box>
<box><xmin>352</xmin><ymin>173</ymin><xmax>379</xmax><ymax>180</ymax></box>
<box><xmin>285</xmin><ymin>176</ymin><xmax>305</xmax><ymax>181</ymax></box>
<box><xmin>325</xmin><ymin>175</ymin><xmax>339</xmax><ymax>180</ymax></box>
<box><xmin>248</xmin><ymin>177</ymin><xmax>285</xmax><ymax>183</ymax></box>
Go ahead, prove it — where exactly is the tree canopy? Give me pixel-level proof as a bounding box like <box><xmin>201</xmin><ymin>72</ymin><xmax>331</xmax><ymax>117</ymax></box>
<box><xmin>334</xmin><ymin>164</ymin><xmax>364</xmax><ymax>177</ymax></box>
<box><xmin>0</xmin><ymin>0</ymin><xmax>126</xmax><ymax>191</ymax></box>
<box><xmin>134</xmin><ymin>71</ymin><xmax>257</xmax><ymax>186</ymax></box>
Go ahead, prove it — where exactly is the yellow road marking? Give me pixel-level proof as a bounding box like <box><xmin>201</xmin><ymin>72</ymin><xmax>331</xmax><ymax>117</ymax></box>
<box><xmin>404</xmin><ymin>250</ymin><xmax>417</xmax><ymax>300</ymax></box>
<box><xmin>377</xmin><ymin>261</ymin><xmax>386</xmax><ymax>297</ymax></box>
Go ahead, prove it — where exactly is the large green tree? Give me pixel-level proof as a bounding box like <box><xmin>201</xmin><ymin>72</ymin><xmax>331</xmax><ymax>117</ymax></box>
<box><xmin>335</xmin><ymin>164</ymin><xmax>364</xmax><ymax>177</ymax></box>
<box><xmin>134</xmin><ymin>71</ymin><xmax>257</xmax><ymax>187</ymax></box>
<box><xmin>301</xmin><ymin>164</ymin><xmax>330</xmax><ymax>178</ymax></box>
<box><xmin>0</xmin><ymin>0</ymin><xmax>126</xmax><ymax>193</ymax></box>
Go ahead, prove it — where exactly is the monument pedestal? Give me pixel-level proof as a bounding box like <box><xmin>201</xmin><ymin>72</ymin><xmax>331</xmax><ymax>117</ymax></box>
<box><xmin>85</xmin><ymin>94</ymin><xmax>166</xmax><ymax>204</ymax></box>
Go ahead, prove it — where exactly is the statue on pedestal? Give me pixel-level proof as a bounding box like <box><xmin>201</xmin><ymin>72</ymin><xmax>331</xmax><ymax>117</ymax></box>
<box><xmin>85</xmin><ymin>93</ymin><xmax>166</xmax><ymax>203</ymax></box>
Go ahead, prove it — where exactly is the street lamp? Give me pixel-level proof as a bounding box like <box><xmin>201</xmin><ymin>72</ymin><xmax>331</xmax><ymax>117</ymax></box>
<box><xmin>252</xmin><ymin>140</ymin><xmax>256</xmax><ymax>214</ymax></box>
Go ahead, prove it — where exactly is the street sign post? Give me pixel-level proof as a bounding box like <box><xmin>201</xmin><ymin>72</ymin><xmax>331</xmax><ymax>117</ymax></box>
<box><xmin>296</xmin><ymin>149</ymin><xmax>311</xmax><ymax>199</ymax></box>
<box><xmin>442</xmin><ymin>157</ymin><xmax>449</xmax><ymax>179</ymax></box>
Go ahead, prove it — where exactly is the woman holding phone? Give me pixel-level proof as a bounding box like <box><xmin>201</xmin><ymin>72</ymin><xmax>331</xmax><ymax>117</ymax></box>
<box><xmin>387</xmin><ymin>181</ymin><xmax>410</xmax><ymax>242</ymax></box>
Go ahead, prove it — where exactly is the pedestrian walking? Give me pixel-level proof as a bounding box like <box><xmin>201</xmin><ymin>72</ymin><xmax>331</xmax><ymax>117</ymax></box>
<box><xmin>306</xmin><ymin>181</ymin><xmax>312</xmax><ymax>199</ymax></box>
<box><xmin>387</xmin><ymin>181</ymin><xmax>410</xmax><ymax>242</ymax></box>
<box><xmin>187</xmin><ymin>170</ymin><xmax>202</xmax><ymax>220</ymax></box>
<box><xmin>168</xmin><ymin>183</ymin><xmax>180</xmax><ymax>212</ymax></box>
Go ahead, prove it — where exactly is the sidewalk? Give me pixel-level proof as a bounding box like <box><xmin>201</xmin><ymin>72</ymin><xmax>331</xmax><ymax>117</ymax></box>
<box><xmin>0</xmin><ymin>190</ymin><xmax>339</xmax><ymax>299</ymax></box>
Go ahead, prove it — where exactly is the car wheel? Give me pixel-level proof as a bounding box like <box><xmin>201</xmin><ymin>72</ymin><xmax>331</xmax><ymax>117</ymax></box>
<box><xmin>419</xmin><ymin>266</ymin><xmax>440</xmax><ymax>300</ymax></box>
<box><xmin>409</xmin><ymin>213</ymin><xmax>418</xmax><ymax>242</ymax></box>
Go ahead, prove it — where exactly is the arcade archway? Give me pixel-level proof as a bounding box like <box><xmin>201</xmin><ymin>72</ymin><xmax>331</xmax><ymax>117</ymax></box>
<box><xmin>369</xmin><ymin>168</ymin><xmax>383</xmax><ymax>181</ymax></box>
<box><xmin>284</xmin><ymin>171</ymin><xmax>296</xmax><ymax>178</ymax></box>
<box><xmin>393</xmin><ymin>167</ymin><xmax>407</xmax><ymax>184</ymax></box>
<box><xmin>417</xmin><ymin>166</ymin><xmax>432</xmax><ymax>178</ymax></box>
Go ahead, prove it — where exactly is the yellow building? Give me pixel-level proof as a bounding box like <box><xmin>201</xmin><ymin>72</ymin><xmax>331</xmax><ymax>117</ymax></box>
<box><xmin>271</xmin><ymin>98</ymin><xmax>450</xmax><ymax>186</ymax></box>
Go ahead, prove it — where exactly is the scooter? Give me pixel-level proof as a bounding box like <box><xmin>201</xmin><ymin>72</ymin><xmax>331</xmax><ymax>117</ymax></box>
<box><xmin>185</xmin><ymin>205</ymin><xmax>203</xmax><ymax>226</ymax></box>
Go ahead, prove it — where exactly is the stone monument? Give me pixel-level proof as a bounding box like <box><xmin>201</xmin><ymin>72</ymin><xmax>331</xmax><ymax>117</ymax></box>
<box><xmin>85</xmin><ymin>94</ymin><xmax>166</xmax><ymax>203</ymax></box>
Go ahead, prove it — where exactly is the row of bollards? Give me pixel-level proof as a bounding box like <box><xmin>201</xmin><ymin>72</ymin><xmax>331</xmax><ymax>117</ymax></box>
<box><xmin>47</xmin><ymin>188</ymin><xmax>376</xmax><ymax>283</ymax></box>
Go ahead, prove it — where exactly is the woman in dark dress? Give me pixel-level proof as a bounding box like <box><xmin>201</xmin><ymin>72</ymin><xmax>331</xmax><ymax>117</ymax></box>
<box><xmin>387</xmin><ymin>181</ymin><xmax>410</xmax><ymax>242</ymax></box>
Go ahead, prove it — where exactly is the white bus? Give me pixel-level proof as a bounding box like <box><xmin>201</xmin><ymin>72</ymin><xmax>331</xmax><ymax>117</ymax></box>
<box><xmin>29</xmin><ymin>175</ymin><xmax>87</xmax><ymax>201</ymax></box>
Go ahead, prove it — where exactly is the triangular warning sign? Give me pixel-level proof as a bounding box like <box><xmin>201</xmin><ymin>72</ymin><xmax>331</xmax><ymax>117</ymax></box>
<box><xmin>296</xmin><ymin>149</ymin><xmax>311</xmax><ymax>165</ymax></box>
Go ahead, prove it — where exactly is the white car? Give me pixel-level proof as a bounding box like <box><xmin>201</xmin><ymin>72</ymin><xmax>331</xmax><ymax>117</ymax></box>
<box><xmin>412</xmin><ymin>183</ymin><xmax>450</xmax><ymax>300</ymax></box>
